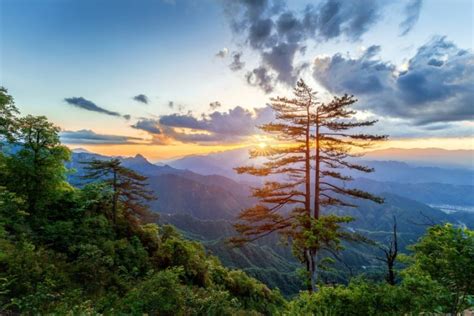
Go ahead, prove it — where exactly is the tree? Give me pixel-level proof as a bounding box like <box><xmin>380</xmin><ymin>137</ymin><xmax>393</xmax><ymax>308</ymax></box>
<box><xmin>82</xmin><ymin>158</ymin><xmax>156</xmax><ymax>224</ymax></box>
<box><xmin>0</xmin><ymin>87</ymin><xmax>19</xmax><ymax>146</ymax></box>
<box><xmin>375</xmin><ymin>217</ymin><xmax>398</xmax><ymax>285</ymax></box>
<box><xmin>405</xmin><ymin>224</ymin><xmax>474</xmax><ymax>314</ymax></box>
<box><xmin>6</xmin><ymin>115</ymin><xmax>70</xmax><ymax>214</ymax></box>
<box><xmin>232</xmin><ymin>79</ymin><xmax>314</xmax><ymax>289</ymax></box>
<box><xmin>232</xmin><ymin>79</ymin><xmax>386</xmax><ymax>291</ymax></box>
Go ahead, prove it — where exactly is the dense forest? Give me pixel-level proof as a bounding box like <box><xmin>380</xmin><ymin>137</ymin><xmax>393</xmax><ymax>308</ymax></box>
<box><xmin>1</xmin><ymin>87</ymin><xmax>473</xmax><ymax>315</ymax></box>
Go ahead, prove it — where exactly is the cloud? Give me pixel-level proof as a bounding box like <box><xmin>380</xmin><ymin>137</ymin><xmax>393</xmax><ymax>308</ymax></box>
<box><xmin>399</xmin><ymin>0</ymin><xmax>423</xmax><ymax>36</ymax></box>
<box><xmin>216</xmin><ymin>47</ymin><xmax>229</xmax><ymax>58</ymax></box>
<box><xmin>246</xmin><ymin>66</ymin><xmax>275</xmax><ymax>93</ymax></box>
<box><xmin>133</xmin><ymin>105</ymin><xmax>275</xmax><ymax>144</ymax></box>
<box><xmin>168</xmin><ymin>101</ymin><xmax>185</xmax><ymax>112</ymax></box>
<box><xmin>64</xmin><ymin>97</ymin><xmax>122</xmax><ymax>117</ymax></box>
<box><xmin>209</xmin><ymin>101</ymin><xmax>222</xmax><ymax>110</ymax></box>
<box><xmin>261</xmin><ymin>42</ymin><xmax>301</xmax><ymax>85</ymax></box>
<box><xmin>133</xmin><ymin>94</ymin><xmax>149</xmax><ymax>104</ymax></box>
<box><xmin>312</xmin><ymin>36</ymin><xmax>474</xmax><ymax>125</ymax></box>
<box><xmin>229</xmin><ymin>51</ymin><xmax>245</xmax><ymax>71</ymax></box>
<box><xmin>60</xmin><ymin>129</ymin><xmax>143</xmax><ymax>145</ymax></box>
<box><xmin>223</xmin><ymin>0</ymin><xmax>423</xmax><ymax>93</ymax></box>
<box><xmin>131</xmin><ymin>118</ymin><xmax>162</xmax><ymax>134</ymax></box>
<box><xmin>159</xmin><ymin>113</ymin><xmax>208</xmax><ymax>130</ymax></box>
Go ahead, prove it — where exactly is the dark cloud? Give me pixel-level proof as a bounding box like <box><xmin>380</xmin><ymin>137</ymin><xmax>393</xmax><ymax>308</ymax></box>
<box><xmin>261</xmin><ymin>42</ymin><xmax>300</xmax><ymax>85</ymax></box>
<box><xmin>315</xmin><ymin>0</ymin><xmax>385</xmax><ymax>41</ymax></box>
<box><xmin>64</xmin><ymin>97</ymin><xmax>121</xmax><ymax>117</ymax></box>
<box><xmin>312</xmin><ymin>37</ymin><xmax>474</xmax><ymax>125</ymax></box>
<box><xmin>399</xmin><ymin>0</ymin><xmax>423</xmax><ymax>36</ymax></box>
<box><xmin>133</xmin><ymin>94</ymin><xmax>149</xmax><ymax>104</ymax></box>
<box><xmin>131</xmin><ymin>118</ymin><xmax>161</xmax><ymax>134</ymax></box>
<box><xmin>159</xmin><ymin>105</ymin><xmax>274</xmax><ymax>143</ymax></box>
<box><xmin>123</xmin><ymin>114</ymin><xmax>131</xmax><ymax>120</ymax></box>
<box><xmin>209</xmin><ymin>101</ymin><xmax>222</xmax><ymax>110</ymax></box>
<box><xmin>246</xmin><ymin>66</ymin><xmax>275</xmax><ymax>93</ymax></box>
<box><xmin>229</xmin><ymin>51</ymin><xmax>245</xmax><ymax>71</ymax></box>
<box><xmin>159</xmin><ymin>113</ymin><xmax>207</xmax><ymax>130</ymax></box>
<box><xmin>224</xmin><ymin>0</ymin><xmax>422</xmax><ymax>93</ymax></box>
<box><xmin>60</xmin><ymin>129</ymin><xmax>143</xmax><ymax>145</ymax></box>
<box><xmin>133</xmin><ymin>105</ymin><xmax>274</xmax><ymax>144</ymax></box>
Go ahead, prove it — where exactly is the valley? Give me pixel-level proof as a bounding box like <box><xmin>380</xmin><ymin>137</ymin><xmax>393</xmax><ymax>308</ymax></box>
<box><xmin>68</xmin><ymin>148</ymin><xmax>474</xmax><ymax>295</ymax></box>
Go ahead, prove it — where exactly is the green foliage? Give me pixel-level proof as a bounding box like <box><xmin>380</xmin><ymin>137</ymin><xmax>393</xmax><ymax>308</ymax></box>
<box><xmin>2</xmin><ymin>115</ymin><xmax>71</xmax><ymax>215</ymax></box>
<box><xmin>403</xmin><ymin>223</ymin><xmax>474</xmax><ymax>314</ymax></box>
<box><xmin>286</xmin><ymin>225</ymin><xmax>474</xmax><ymax>315</ymax></box>
<box><xmin>0</xmin><ymin>92</ymin><xmax>284</xmax><ymax>314</ymax></box>
<box><xmin>119</xmin><ymin>267</ymin><xmax>188</xmax><ymax>315</ymax></box>
<box><xmin>0</xmin><ymin>87</ymin><xmax>19</xmax><ymax>145</ymax></box>
<box><xmin>285</xmin><ymin>277</ymin><xmax>450</xmax><ymax>316</ymax></box>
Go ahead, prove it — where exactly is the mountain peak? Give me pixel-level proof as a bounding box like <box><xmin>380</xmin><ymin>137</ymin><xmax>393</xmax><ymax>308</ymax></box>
<box><xmin>134</xmin><ymin>153</ymin><xmax>147</xmax><ymax>160</ymax></box>
<box><xmin>72</xmin><ymin>147</ymin><xmax>93</xmax><ymax>154</ymax></box>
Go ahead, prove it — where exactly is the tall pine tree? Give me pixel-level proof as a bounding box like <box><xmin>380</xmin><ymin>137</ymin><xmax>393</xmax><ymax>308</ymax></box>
<box><xmin>82</xmin><ymin>158</ymin><xmax>156</xmax><ymax>225</ymax></box>
<box><xmin>232</xmin><ymin>79</ymin><xmax>386</xmax><ymax>291</ymax></box>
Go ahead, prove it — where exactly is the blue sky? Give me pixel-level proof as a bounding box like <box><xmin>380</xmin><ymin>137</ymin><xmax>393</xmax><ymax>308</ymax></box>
<box><xmin>1</xmin><ymin>0</ymin><xmax>473</xmax><ymax>159</ymax></box>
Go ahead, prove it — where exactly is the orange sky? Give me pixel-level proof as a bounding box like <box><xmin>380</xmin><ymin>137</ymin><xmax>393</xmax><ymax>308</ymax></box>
<box><xmin>68</xmin><ymin>136</ymin><xmax>474</xmax><ymax>162</ymax></box>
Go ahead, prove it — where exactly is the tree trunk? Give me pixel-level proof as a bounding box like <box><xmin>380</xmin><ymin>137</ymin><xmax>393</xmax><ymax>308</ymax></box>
<box><xmin>112</xmin><ymin>170</ymin><xmax>118</xmax><ymax>224</ymax></box>
<box><xmin>306</xmin><ymin>249</ymin><xmax>317</xmax><ymax>292</ymax></box>
<box><xmin>314</xmin><ymin>122</ymin><xmax>320</xmax><ymax>220</ymax></box>
<box><xmin>304</xmin><ymin>103</ymin><xmax>314</xmax><ymax>291</ymax></box>
<box><xmin>387</xmin><ymin>261</ymin><xmax>395</xmax><ymax>285</ymax></box>
<box><xmin>310</xmin><ymin>250</ymin><xmax>318</xmax><ymax>292</ymax></box>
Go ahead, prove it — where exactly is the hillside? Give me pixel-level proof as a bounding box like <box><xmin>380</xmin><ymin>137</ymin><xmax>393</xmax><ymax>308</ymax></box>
<box><xmin>69</xmin><ymin>152</ymin><xmax>252</xmax><ymax>219</ymax></box>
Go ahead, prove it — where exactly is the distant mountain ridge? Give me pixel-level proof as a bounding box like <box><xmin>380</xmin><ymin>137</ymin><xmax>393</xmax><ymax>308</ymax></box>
<box><xmin>363</xmin><ymin>147</ymin><xmax>473</xmax><ymax>169</ymax></box>
<box><xmin>166</xmin><ymin>147</ymin><xmax>474</xmax><ymax>186</ymax></box>
<box><xmin>69</xmin><ymin>151</ymin><xmax>252</xmax><ymax>220</ymax></box>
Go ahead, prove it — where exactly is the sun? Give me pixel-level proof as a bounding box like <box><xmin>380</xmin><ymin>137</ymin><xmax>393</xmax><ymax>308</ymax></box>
<box><xmin>258</xmin><ymin>142</ymin><xmax>268</xmax><ymax>149</ymax></box>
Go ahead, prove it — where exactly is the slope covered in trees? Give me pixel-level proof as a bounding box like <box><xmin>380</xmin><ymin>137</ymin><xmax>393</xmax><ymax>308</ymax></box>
<box><xmin>0</xmin><ymin>88</ymin><xmax>284</xmax><ymax>314</ymax></box>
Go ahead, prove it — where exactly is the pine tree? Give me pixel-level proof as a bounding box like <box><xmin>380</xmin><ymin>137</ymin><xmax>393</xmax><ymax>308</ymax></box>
<box><xmin>232</xmin><ymin>79</ymin><xmax>387</xmax><ymax>291</ymax></box>
<box><xmin>82</xmin><ymin>158</ymin><xmax>156</xmax><ymax>224</ymax></box>
<box><xmin>306</xmin><ymin>92</ymin><xmax>387</xmax><ymax>289</ymax></box>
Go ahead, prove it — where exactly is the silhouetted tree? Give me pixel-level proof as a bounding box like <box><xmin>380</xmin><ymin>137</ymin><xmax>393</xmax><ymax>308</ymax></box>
<box><xmin>232</xmin><ymin>79</ymin><xmax>386</xmax><ymax>291</ymax></box>
<box><xmin>82</xmin><ymin>158</ymin><xmax>156</xmax><ymax>224</ymax></box>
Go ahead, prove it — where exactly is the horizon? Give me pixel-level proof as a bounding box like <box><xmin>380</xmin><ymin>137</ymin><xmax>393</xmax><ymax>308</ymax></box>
<box><xmin>1</xmin><ymin>0</ymin><xmax>473</xmax><ymax>160</ymax></box>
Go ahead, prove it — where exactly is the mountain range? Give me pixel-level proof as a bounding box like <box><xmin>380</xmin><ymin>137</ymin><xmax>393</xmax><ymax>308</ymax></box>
<box><xmin>69</xmin><ymin>148</ymin><xmax>474</xmax><ymax>295</ymax></box>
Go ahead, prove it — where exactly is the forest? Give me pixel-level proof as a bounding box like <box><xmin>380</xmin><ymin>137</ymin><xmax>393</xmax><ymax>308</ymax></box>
<box><xmin>1</xmin><ymin>85</ymin><xmax>473</xmax><ymax>315</ymax></box>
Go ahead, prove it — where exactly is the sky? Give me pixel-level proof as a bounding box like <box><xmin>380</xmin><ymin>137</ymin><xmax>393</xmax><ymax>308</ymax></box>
<box><xmin>1</xmin><ymin>0</ymin><xmax>473</xmax><ymax>160</ymax></box>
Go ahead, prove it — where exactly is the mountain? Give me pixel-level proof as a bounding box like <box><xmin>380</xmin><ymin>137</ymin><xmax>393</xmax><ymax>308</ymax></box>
<box><xmin>350</xmin><ymin>178</ymin><xmax>474</xmax><ymax>206</ymax></box>
<box><xmin>166</xmin><ymin>147</ymin><xmax>474</xmax><ymax>185</ymax></box>
<box><xmin>166</xmin><ymin>147</ymin><xmax>258</xmax><ymax>182</ymax></box>
<box><xmin>69</xmin><ymin>152</ymin><xmax>252</xmax><ymax>220</ymax></box>
<box><xmin>161</xmin><ymin>193</ymin><xmax>474</xmax><ymax>295</ymax></box>
<box><xmin>67</xmin><ymin>150</ymin><xmax>474</xmax><ymax>295</ymax></box>
<box><xmin>350</xmin><ymin>161</ymin><xmax>474</xmax><ymax>185</ymax></box>
<box><xmin>363</xmin><ymin>148</ymin><xmax>473</xmax><ymax>169</ymax></box>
